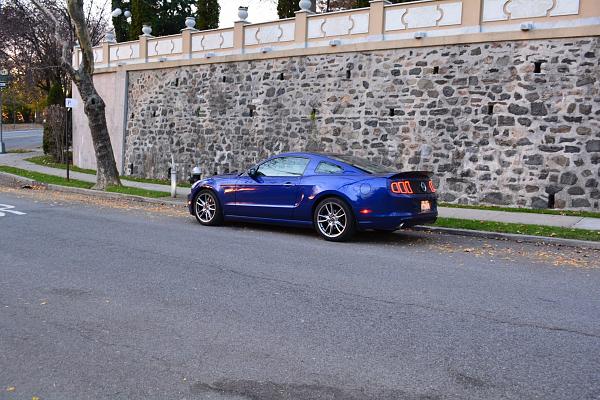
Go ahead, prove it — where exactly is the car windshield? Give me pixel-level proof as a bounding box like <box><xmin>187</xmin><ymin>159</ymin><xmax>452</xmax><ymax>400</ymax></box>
<box><xmin>325</xmin><ymin>154</ymin><xmax>395</xmax><ymax>174</ymax></box>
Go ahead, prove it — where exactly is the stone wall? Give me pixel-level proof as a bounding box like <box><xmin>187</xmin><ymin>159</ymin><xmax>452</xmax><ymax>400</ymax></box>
<box><xmin>123</xmin><ymin>37</ymin><xmax>600</xmax><ymax>210</ymax></box>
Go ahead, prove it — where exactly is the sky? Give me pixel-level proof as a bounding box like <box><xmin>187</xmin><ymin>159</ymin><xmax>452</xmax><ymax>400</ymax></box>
<box><xmin>219</xmin><ymin>0</ymin><xmax>278</xmax><ymax>27</ymax></box>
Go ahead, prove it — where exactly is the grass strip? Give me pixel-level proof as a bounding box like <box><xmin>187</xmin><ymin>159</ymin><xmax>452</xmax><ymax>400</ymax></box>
<box><xmin>106</xmin><ymin>185</ymin><xmax>170</xmax><ymax>198</ymax></box>
<box><xmin>25</xmin><ymin>155</ymin><xmax>191</xmax><ymax>187</ymax></box>
<box><xmin>440</xmin><ymin>202</ymin><xmax>600</xmax><ymax>219</ymax></box>
<box><xmin>434</xmin><ymin>217</ymin><xmax>600</xmax><ymax>242</ymax></box>
<box><xmin>7</xmin><ymin>149</ymin><xmax>34</xmax><ymax>154</ymax></box>
<box><xmin>25</xmin><ymin>155</ymin><xmax>97</xmax><ymax>174</ymax></box>
<box><xmin>0</xmin><ymin>165</ymin><xmax>94</xmax><ymax>189</ymax></box>
<box><xmin>0</xmin><ymin>165</ymin><xmax>170</xmax><ymax>198</ymax></box>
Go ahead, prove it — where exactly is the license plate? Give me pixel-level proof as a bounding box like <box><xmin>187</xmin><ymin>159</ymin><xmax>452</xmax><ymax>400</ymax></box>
<box><xmin>421</xmin><ymin>200</ymin><xmax>431</xmax><ymax>212</ymax></box>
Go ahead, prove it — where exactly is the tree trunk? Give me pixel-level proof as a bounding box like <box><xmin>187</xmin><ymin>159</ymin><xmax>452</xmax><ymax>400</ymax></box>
<box><xmin>77</xmin><ymin>73</ymin><xmax>121</xmax><ymax>189</ymax></box>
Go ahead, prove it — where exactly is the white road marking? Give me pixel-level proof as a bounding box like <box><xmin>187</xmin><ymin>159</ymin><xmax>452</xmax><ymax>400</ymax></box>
<box><xmin>0</xmin><ymin>204</ymin><xmax>26</xmax><ymax>217</ymax></box>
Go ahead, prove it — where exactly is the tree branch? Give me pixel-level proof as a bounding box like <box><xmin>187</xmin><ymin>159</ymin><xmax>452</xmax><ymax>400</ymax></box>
<box><xmin>29</xmin><ymin>0</ymin><xmax>78</xmax><ymax>79</ymax></box>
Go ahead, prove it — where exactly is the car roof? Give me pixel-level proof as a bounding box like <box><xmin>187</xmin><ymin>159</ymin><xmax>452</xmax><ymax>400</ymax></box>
<box><xmin>266</xmin><ymin>152</ymin><xmax>368</xmax><ymax>174</ymax></box>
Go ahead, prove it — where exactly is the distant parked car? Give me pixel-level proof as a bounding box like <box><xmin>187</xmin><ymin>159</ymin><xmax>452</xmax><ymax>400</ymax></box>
<box><xmin>188</xmin><ymin>152</ymin><xmax>438</xmax><ymax>241</ymax></box>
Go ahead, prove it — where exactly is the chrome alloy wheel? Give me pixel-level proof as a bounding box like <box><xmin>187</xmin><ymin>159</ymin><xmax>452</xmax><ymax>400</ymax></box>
<box><xmin>195</xmin><ymin>192</ymin><xmax>217</xmax><ymax>223</ymax></box>
<box><xmin>316</xmin><ymin>201</ymin><xmax>347</xmax><ymax>238</ymax></box>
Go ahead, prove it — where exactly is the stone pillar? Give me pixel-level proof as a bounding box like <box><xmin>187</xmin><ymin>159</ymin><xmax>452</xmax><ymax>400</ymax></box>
<box><xmin>369</xmin><ymin>0</ymin><xmax>390</xmax><ymax>42</ymax></box>
<box><xmin>294</xmin><ymin>10</ymin><xmax>312</xmax><ymax>49</ymax></box>
<box><xmin>462</xmin><ymin>0</ymin><xmax>483</xmax><ymax>30</ymax></box>
<box><xmin>233</xmin><ymin>20</ymin><xmax>249</xmax><ymax>55</ymax></box>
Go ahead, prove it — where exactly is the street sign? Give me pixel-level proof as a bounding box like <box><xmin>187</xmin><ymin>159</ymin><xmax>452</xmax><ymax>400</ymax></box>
<box><xmin>0</xmin><ymin>82</ymin><xmax>6</xmax><ymax>88</ymax></box>
<box><xmin>65</xmin><ymin>98</ymin><xmax>78</xmax><ymax>108</ymax></box>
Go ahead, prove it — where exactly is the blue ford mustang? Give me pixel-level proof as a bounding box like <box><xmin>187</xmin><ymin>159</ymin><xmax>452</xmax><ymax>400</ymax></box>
<box><xmin>188</xmin><ymin>152</ymin><xmax>437</xmax><ymax>241</ymax></box>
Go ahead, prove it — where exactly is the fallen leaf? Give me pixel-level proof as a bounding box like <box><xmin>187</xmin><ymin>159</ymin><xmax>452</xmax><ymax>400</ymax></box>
<box><xmin>7</xmin><ymin>386</ymin><xmax>15</xmax><ymax>392</ymax></box>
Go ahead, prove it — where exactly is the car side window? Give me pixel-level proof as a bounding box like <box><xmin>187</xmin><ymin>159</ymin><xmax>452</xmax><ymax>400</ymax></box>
<box><xmin>315</xmin><ymin>162</ymin><xmax>344</xmax><ymax>174</ymax></box>
<box><xmin>256</xmin><ymin>157</ymin><xmax>310</xmax><ymax>177</ymax></box>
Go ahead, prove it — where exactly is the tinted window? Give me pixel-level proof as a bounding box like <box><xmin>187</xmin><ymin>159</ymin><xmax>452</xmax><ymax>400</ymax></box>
<box><xmin>315</xmin><ymin>162</ymin><xmax>344</xmax><ymax>174</ymax></box>
<box><xmin>256</xmin><ymin>157</ymin><xmax>309</xmax><ymax>177</ymax></box>
<box><xmin>325</xmin><ymin>154</ymin><xmax>394</xmax><ymax>174</ymax></box>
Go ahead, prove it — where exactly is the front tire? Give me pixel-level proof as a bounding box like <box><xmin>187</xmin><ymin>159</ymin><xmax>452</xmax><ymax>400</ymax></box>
<box><xmin>314</xmin><ymin>198</ymin><xmax>356</xmax><ymax>242</ymax></box>
<box><xmin>193</xmin><ymin>189</ymin><xmax>223</xmax><ymax>226</ymax></box>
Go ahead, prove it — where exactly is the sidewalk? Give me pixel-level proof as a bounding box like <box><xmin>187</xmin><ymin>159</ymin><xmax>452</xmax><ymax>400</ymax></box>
<box><xmin>438</xmin><ymin>207</ymin><xmax>600</xmax><ymax>231</ymax></box>
<box><xmin>0</xmin><ymin>151</ymin><xmax>190</xmax><ymax>195</ymax></box>
<box><xmin>1</xmin><ymin>150</ymin><xmax>599</xmax><ymax>232</ymax></box>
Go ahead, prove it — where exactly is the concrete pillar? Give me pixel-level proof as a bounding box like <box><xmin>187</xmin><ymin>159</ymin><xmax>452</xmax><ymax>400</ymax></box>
<box><xmin>369</xmin><ymin>0</ymin><xmax>390</xmax><ymax>41</ymax></box>
<box><xmin>102</xmin><ymin>41</ymin><xmax>110</xmax><ymax>67</ymax></box>
<box><xmin>462</xmin><ymin>0</ymin><xmax>483</xmax><ymax>29</ymax></box>
<box><xmin>138</xmin><ymin>35</ymin><xmax>149</xmax><ymax>62</ymax></box>
<box><xmin>181</xmin><ymin>28</ymin><xmax>196</xmax><ymax>59</ymax></box>
<box><xmin>294</xmin><ymin>10</ymin><xmax>313</xmax><ymax>49</ymax></box>
<box><xmin>233</xmin><ymin>20</ymin><xmax>249</xmax><ymax>54</ymax></box>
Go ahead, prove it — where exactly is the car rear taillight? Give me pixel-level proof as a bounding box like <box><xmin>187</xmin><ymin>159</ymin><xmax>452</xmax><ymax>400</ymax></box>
<box><xmin>428</xmin><ymin>180</ymin><xmax>436</xmax><ymax>193</ymax></box>
<box><xmin>390</xmin><ymin>180</ymin><xmax>413</xmax><ymax>194</ymax></box>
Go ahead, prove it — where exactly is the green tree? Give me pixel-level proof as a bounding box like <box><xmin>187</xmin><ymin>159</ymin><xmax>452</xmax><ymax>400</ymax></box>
<box><xmin>46</xmin><ymin>81</ymin><xmax>65</xmax><ymax>106</ymax></box>
<box><xmin>196</xmin><ymin>0</ymin><xmax>220</xmax><ymax>30</ymax></box>
<box><xmin>128</xmin><ymin>0</ymin><xmax>196</xmax><ymax>40</ymax></box>
<box><xmin>277</xmin><ymin>0</ymin><xmax>299</xmax><ymax>19</ymax></box>
<box><xmin>112</xmin><ymin>0</ymin><xmax>129</xmax><ymax>42</ymax></box>
<box><xmin>353</xmin><ymin>0</ymin><xmax>414</xmax><ymax>8</ymax></box>
<box><xmin>129</xmin><ymin>0</ymin><xmax>153</xmax><ymax>40</ymax></box>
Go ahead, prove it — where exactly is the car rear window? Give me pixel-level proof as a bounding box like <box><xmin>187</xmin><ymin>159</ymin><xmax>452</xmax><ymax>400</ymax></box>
<box><xmin>315</xmin><ymin>162</ymin><xmax>344</xmax><ymax>174</ymax></box>
<box><xmin>325</xmin><ymin>154</ymin><xmax>394</xmax><ymax>174</ymax></box>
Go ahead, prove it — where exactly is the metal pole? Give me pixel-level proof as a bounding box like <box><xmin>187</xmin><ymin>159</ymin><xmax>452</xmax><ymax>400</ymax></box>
<box><xmin>65</xmin><ymin>107</ymin><xmax>70</xmax><ymax>180</ymax></box>
<box><xmin>12</xmin><ymin>95</ymin><xmax>16</xmax><ymax>129</ymax></box>
<box><xmin>0</xmin><ymin>89</ymin><xmax>5</xmax><ymax>154</ymax></box>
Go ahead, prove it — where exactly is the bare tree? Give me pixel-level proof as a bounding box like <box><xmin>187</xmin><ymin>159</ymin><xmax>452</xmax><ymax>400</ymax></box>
<box><xmin>0</xmin><ymin>0</ymin><xmax>109</xmax><ymax>96</ymax></box>
<box><xmin>30</xmin><ymin>0</ymin><xmax>121</xmax><ymax>189</ymax></box>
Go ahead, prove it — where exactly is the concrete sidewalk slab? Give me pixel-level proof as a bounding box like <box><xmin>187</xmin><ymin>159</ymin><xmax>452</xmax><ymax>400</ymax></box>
<box><xmin>573</xmin><ymin>218</ymin><xmax>600</xmax><ymax>230</ymax></box>
<box><xmin>437</xmin><ymin>207</ymin><xmax>586</xmax><ymax>228</ymax></box>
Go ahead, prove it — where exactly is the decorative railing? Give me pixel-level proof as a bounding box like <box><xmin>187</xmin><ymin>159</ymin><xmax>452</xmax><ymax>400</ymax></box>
<box><xmin>75</xmin><ymin>0</ymin><xmax>599</xmax><ymax>69</ymax></box>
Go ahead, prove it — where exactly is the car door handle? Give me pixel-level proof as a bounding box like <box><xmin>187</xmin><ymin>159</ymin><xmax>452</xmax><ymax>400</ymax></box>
<box><xmin>283</xmin><ymin>182</ymin><xmax>293</xmax><ymax>186</ymax></box>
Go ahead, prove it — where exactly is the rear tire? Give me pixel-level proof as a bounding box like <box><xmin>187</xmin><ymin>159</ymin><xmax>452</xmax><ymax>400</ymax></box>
<box><xmin>193</xmin><ymin>189</ymin><xmax>223</xmax><ymax>226</ymax></box>
<box><xmin>314</xmin><ymin>198</ymin><xmax>356</xmax><ymax>242</ymax></box>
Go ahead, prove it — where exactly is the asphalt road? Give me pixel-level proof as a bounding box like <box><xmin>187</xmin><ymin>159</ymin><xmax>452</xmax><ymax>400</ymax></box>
<box><xmin>0</xmin><ymin>128</ymin><xmax>43</xmax><ymax>150</ymax></box>
<box><xmin>1</xmin><ymin>188</ymin><xmax>599</xmax><ymax>400</ymax></box>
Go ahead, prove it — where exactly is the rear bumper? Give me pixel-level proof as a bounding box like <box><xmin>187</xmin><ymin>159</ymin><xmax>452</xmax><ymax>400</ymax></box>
<box><xmin>357</xmin><ymin>212</ymin><xmax>437</xmax><ymax>230</ymax></box>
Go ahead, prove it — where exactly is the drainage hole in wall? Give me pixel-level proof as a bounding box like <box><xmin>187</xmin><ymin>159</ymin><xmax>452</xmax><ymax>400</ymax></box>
<box><xmin>548</xmin><ymin>193</ymin><xmax>555</xmax><ymax>209</ymax></box>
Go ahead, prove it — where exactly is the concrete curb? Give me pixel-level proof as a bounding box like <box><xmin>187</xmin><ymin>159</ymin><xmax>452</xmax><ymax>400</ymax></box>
<box><xmin>411</xmin><ymin>225</ymin><xmax>600</xmax><ymax>250</ymax></box>
<box><xmin>0</xmin><ymin>171</ymin><xmax>187</xmax><ymax>207</ymax></box>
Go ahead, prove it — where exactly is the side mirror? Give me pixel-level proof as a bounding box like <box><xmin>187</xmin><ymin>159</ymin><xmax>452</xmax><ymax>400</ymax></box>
<box><xmin>247</xmin><ymin>167</ymin><xmax>257</xmax><ymax>177</ymax></box>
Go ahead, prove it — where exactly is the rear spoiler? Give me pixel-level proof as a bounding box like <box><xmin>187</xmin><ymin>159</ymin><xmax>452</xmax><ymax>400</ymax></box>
<box><xmin>387</xmin><ymin>171</ymin><xmax>434</xmax><ymax>180</ymax></box>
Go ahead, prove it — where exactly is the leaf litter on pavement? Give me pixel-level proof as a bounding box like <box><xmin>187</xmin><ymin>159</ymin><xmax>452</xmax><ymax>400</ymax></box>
<box><xmin>1</xmin><ymin>185</ymin><xmax>598</xmax><ymax>269</ymax></box>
